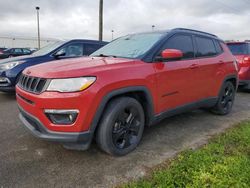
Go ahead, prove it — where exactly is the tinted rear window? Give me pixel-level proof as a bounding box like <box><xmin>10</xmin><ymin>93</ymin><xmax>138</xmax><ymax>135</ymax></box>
<box><xmin>227</xmin><ymin>43</ymin><xmax>249</xmax><ymax>55</ymax></box>
<box><xmin>214</xmin><ymin>40</ymin><xmax>223</xmax><ymax>54</ymax></box>
<box><xmin>195</xmin><ymin>37</ymin><xmax>217</xmax><ymax>57</ymax></box>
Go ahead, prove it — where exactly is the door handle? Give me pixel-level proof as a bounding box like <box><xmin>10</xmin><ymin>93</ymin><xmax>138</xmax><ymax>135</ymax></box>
<box><xmin>190</xmin><ymin>64</ymin><xmax>199</xmax><ymax>69</ymax></box>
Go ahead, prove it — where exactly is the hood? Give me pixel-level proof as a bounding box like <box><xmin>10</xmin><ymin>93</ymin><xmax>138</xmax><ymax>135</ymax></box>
<box><xmin>0</xmin><ymin>55</ymin><xmax>38</xmax><ymax>65</ymax></box>
<box><xmin>23</xmin><ymin>57</ymin><xmax>137</xmax><ymax>78</ymax></box>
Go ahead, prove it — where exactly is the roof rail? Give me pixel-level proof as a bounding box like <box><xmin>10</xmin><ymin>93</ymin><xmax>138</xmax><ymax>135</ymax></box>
<box><xmin>173</xmin><ymin>28</ymin><xmax>217</xmax><ymax>37</ymax></box>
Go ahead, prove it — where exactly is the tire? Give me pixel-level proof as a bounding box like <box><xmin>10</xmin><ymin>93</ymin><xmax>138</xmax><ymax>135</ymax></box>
<box><xmin>96</xmin><ymin>97</ymin><xmax>145</xmax><ymax>156</ymax></box>
<box><xmin>210</xmin><ymin>81</ymin><xmax>236</xmax><ymax>115</ymax></box>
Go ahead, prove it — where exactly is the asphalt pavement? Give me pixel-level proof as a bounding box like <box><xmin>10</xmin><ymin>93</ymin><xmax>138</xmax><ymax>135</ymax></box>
<box><xmin>0</xmin><ymin>92</ymin><xmax>250</xmax><ymax>188</ymax></box>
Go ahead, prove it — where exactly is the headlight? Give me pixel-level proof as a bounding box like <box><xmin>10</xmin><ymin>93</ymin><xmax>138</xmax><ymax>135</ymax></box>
<box><xmin>46</xmin><ymin>77</ymin><xmax>96</xmax><ymax>92</ymax></box>
<box><xmin>0</xmin><ymin>61</ymin><xmax>25</xmax><ymax>70</ymax></box>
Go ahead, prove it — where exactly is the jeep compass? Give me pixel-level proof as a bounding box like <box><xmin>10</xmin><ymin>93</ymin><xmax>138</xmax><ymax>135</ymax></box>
<box><xmin>16</xmin><ymin>28</ymin><xmax>238</xmax><ymax>156</ymax></box>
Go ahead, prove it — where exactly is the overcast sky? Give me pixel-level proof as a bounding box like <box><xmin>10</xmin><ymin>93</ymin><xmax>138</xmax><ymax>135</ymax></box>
<box><xmin>0</xmin><ymin>0</ymin><xmax>249</xmax><ymax>41</ymax></box>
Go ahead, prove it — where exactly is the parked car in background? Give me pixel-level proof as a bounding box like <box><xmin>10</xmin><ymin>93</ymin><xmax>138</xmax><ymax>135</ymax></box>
<box><xmin>16</xmin><ymin>28</ymin><xmax>238</xmax><ymax>156</ymax></box>
<box><xmin>29</xmin><ymin>48</ymin><xmax>39</xmax><ymax>53</ymax></box>
<box><xmin>227</xmin><ymin>41</ymin><xmax>250</xmax><ymax>90</ymax></box>
<box><xmin>0</xmin><ymin>48</ymin><xmax>32</xmax><ymax>59</ymax></box>
<box><xmin>0</xmin><ymin>47</ymin><xmax>7</xmax><ymax>53</ymax></box>
<box><xmin>0</xmin><ymin>39</ymin><xmax>108</xmax><ymax>92</ymax></box>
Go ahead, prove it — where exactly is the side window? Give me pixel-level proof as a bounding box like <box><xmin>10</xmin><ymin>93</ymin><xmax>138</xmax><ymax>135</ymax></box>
<box><xmin>57</xmin><ymin>43</ymin><xmax>83</xmax><ymax>57</ymax></box>
<box><xmin>195</xmin><ymin>37</ymin><xmax>217</xmax><ymax>57</ymax></box>
<box><xmin>248</xmin><ymin>44</ymin><xmax>250</xmax><ymax>54</ymax></box>
<box><xmin>214</xmin><ymin>40</ymin><xmax>223</xmax><ymax>54</ymax></box>
<box><xmin>14</xmin><ymin>48</ymin><xmax>22</xmax><ymax>53</ymax></box>
<box><xmin>160</xmin><ymin>35</ymin><xmax>195</xmax><ymax>59</ymax></box>
<box><xmin>84</xmin><ymin>44</ymin><xmax>101</xmax><ymax>56</ymax></box>
<box><xmin>23</xmin><ymin>49</ymin><xmax>31</xmax><ymax>54</ymax></box>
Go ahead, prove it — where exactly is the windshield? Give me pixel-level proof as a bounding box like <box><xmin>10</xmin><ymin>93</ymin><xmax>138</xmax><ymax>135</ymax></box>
<box><xmin>91</xmin><ymin>33</ymin><xmax>164</xmax><ymax>59</ymax></box>
<box><xmin>32</xmin><ymin>41</ymin><xmax>65</xmax><ymax>56</ymax></box>
<box><xmin>3</xmin><ymin>48</ymin><xmax>10</xmax><ymax>52</ymax></box>
<box><xmin>227</xmin><ymin>43</ymin><xmax>249</xmax><ymax>55</ymax></box>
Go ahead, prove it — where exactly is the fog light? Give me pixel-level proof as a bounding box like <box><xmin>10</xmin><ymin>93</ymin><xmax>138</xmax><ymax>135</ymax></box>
<box><xmin>44</xmin><ymin>109</ymin><xmax>79</xmax><ymax>125</ymax></box>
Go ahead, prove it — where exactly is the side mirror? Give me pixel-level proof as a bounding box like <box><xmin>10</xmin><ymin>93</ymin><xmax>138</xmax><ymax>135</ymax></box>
<box><xmin>156</xmin><ymin>49</ymin><xmax>183</xmax><ymax>61</ymax></box>
<box><xmin>53</xmin><ymin>50</ymin><xmax>66</xmax><ymax>59</ymax></box>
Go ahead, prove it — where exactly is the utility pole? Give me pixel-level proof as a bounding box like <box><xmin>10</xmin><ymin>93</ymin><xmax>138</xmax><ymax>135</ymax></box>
<box><xmin>99</xmin><ymin>0</ymin><xmax>103</xmax><ymax>41</ymax></box>
<box><xmin>36</xmin><ymin>6</ymin><xmax>41</xmax><ymax>49</ymax></box>
<box><xmin>111</xmin><ymin>30</ymin><xmax>114</xmax><ymax>40</ymax></box>
<box><xmin>152</xmin><ymin>25</ymin><xmax>155</xmax><ymax>31</ymax></box>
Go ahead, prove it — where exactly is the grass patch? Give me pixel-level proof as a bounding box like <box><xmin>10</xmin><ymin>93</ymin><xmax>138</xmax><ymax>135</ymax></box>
<box><xmin>124</xmin><ymin>121</ymin><xmax>250</xmax><ymax>188</ymax></box>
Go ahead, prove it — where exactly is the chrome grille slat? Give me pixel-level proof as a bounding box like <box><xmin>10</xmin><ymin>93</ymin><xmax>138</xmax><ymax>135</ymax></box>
<box><xmin>33</xmin><ymin>78</ymin><xmax>41</xmax><ymax>92</ymax></box>
<box><xmin>22</xmin><ymin>75</ymin><xmax>27</xmax><ymax>86</ymax></box>
<box><xmin>20</xmin><ymin>75</ymin><xmax>24</xmax><ymax>85</ymax></box>
<box><xmin>24</xmin><ymin>76</ymin><xmax>29</xmax><ymax>89</ymax></box>
<box><xmin>27</xmin><ymin>77</ymin><xmax>34</xmax><ymax>90</ymax></box>
<box><xmin>18</xmin><ymin>74</ymin><xmax>47</xmax><ymax>94</ymax></box>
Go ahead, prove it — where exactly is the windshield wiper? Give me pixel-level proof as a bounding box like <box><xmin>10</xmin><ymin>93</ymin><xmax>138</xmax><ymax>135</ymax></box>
<box><xmin>94</xmin><ymin>54</ymin><xmax>117</xmax><ymax>58</ymax></box>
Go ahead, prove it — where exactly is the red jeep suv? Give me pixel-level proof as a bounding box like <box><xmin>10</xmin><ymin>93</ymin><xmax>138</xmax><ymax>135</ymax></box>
<box><xmin>227</xmin><ymin>41</ymin><xmax>250</xmax><ymax>90</ymax></box>
<box><xmin>16</xmin><ymin>28</ymin><xmax>238</xmax><ymax>156</ymax></box>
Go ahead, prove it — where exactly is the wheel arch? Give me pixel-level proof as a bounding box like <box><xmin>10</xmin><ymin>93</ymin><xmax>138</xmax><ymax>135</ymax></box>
<box><xmin>217</xmin><ymin>74</ymin><xmax>238</xmax><ymax>97</ymax></box>
<box><xmin>89</xmin><ymin>86</ymin><xmax>155</xmax><ymax>135</ymax></box>
<box><xmin>223</xmin><ymin>74</ymin><xmax>238</xmax><ymax>90</ymax></box>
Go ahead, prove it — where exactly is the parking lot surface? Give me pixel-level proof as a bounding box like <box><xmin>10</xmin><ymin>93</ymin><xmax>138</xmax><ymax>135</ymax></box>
<box><xmin>0</xmin><ymin>92</ymin><xmax>250</xmax><ymax>188</ymax></box>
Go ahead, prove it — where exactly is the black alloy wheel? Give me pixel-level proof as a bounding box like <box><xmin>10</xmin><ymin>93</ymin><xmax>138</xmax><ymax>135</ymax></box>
<box><xmin>96</xmin><ymin>97</ymin><xmax>145</xmax><ymax>156</ymax></box>
<box><xmin>112</xmin><ymin>106</ymin><xmax>142</xmax><ymax>150</ymax></box>
<box><xmin>211</xmin><ymin>81</ymin><xmax>235</xmax><ymax>115</ymax></box>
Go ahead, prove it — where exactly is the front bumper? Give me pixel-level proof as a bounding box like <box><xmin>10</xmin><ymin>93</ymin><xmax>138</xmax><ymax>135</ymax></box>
<box><xmin>0</xmin><ymin>72</ymin><xmax>16</xmax><ymax>92</ymax></box>
<box><xmin>0</xmin><ymin>86</ymin><xmax>15</xmax><ymax>92</ymax></box>
<box><xmin>16</xmin><ymin>80</ymin><xmax>103</xmax><ymax>150</ymax></box>
<box><xmin>18</xmin><ymin>105</ymin><xmax>93</xmax><ymax>149</ymax></box>
<box><xmin>16</xmin><ymin>85</ymin><xmax>99</xmax><ymax>132</ymax></box>
<box><xmin>239</xmin><ymin>67</ymin><xmax>250</xmax><ymax>80</ymax></box>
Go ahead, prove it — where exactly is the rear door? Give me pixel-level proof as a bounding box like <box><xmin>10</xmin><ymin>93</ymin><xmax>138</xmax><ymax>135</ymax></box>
<box><xmin>194</xmin><ymin>36</ymin><xmax>222</xmax><ymax>98</ymax></box>
<box><xmin>154</xmin><ymin>34</ymin><xmax>200</xmax><ymax>112</ymax></box>
<box><xmin>13</xmin><ymin>48</ymin><xmax>23</xmax><ymax>56</ymax></box>
<box><xmin>22</xmin><ymin>48</ymin><xmax>32</xmax><ymax>55</ymax></box>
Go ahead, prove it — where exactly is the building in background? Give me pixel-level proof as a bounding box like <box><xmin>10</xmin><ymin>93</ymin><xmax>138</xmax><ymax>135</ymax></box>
<box><xmin>0</xmin><ymin>36</ymin><xmax>59</xmax><ymax>49</ymax></box>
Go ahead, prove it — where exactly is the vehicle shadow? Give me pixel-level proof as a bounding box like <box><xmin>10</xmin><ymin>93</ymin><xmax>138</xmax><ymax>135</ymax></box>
<box><xmin>0</xmin><ymin>92</ymin><xmax>16</xmax><ymax>101</ymax></box>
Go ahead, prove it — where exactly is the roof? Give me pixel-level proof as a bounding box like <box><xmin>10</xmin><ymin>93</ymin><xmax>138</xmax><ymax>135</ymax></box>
<box><xmin>226</xmin><ymin>41</ymin><xmax>250</xmax><ymax>44</ymax></box>
<box><xmin>128</xmin><ymin>28</ymin><xmax>219</xmax><ymax>40</ymax></box>
<box><xmin>173</xmin><ymin>28</ymin><xmax>217</xmax><ymax>37</ymax></box>
<box><xmin>66</xmin><ymin>39</ymin><xmax>108</xmax><ymax>44</ymax></box>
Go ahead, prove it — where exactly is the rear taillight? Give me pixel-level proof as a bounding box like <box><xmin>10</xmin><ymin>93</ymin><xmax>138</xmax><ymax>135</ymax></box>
<box><xmin>243</xmin><ymin>56</ymin><xmax>250</xmax><ymax>66</ymax></box>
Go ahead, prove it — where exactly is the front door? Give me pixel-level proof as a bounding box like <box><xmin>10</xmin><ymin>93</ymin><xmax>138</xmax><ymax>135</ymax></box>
<box><xmin>153</xmin><ymin>34</ymin><xmax>199</xmax><ymax>112</ymax></box>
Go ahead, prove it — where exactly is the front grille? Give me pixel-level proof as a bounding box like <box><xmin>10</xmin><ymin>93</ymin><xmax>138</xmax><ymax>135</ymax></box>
<box><xmin>18</xmin><ymin>74</ymin><xmax>48</xmax><ymax>94</ymax></box>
